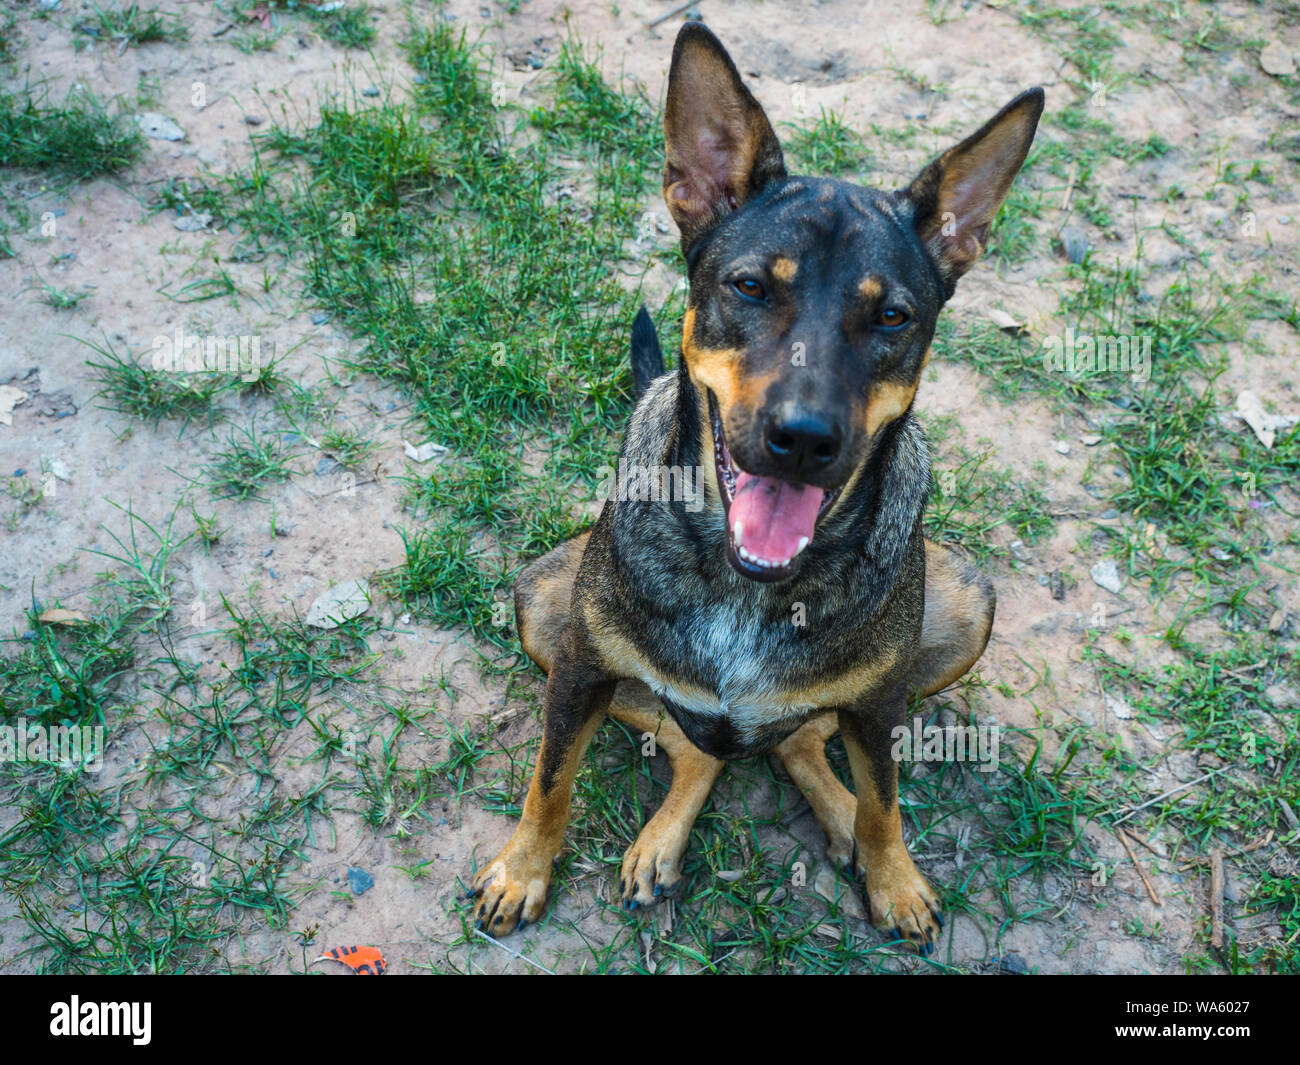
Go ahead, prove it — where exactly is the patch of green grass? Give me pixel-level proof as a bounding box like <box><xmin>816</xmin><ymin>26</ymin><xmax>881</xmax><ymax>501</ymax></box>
<box><xmin>204</xmin><ymin>422</ymin><xmax>298</xmax><ymax>501</ymax></box>
<box><xmin>192</xmin><ymin>25</ymin><xmax>662</xmax><ymax>641</ymax></box>
<box><xmin>926</xmin><ymin>428</ymin><xmax>1055</xmax><ymax>563</ymax></box>
<box><xmin>311</xmin><ymin>4</ymin><xmax>374</xmax><ymax>49</ymax></box>
<box><xmin>0</xmin><ymin>607</ymin><xmax>135</xmax><ymax>724</ymax></box>
<box><xmin>318</xmin><ymin>423</ymin><xmax>378</xmax><ymax>468</ymax></box>
<box><xmin>783</xmin><ymin>109</ymin><xmax>872</xmax><ymax>178</ymax></box>
<box><xmin>35</xmin><ymin>281</ymin><xmax>90</xmax><ymax>309</ymax></box>
<box><xmin>232</xmin><ymin>26</ymin><xmax>284</xmax><ymax>54</ymax></box>
<box><xmin>0</xmin><ymin>84</ymin><xmax>143</xmax><ymax>179</ymax></box>
<box><xmin>0</xmin><ymin>10</ymin><xmax>20</xmax><ymax>63</ymax></box>
<box><xmin>1084</xmin><ymin>632</ymin><xmax>1299</xmax><ymax>972</ymax></box>
<box><xmin>74</xmin><ymin>3</ymin><xmax>189</xmax><ymax>53</ymax></box>
<box><xmin>83</xmin><ymin>335</ymin><xmax>222</xmax><ymax>427</ymax></box>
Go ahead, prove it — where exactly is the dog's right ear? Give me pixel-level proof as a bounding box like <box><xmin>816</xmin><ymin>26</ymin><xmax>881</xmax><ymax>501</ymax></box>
<box><xmin>663</xmin><ymin>22</ymin><xmax>786</xmax><ymax>252</ymax></box>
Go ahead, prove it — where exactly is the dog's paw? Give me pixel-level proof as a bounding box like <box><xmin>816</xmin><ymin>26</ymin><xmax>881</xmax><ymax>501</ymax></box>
<box><xmin>468</xmin><ymin>845</ymin><xmax>553</xmax><ymax>936</ymax></box>
<box><xmin>861</xmin><ymin>856</ymin><xmax>943</xmax><ymax>954</ymax></box>
<box><xmin>619</xmin><ymin>826</ymin><xmax>687</xmax><ymax>910</ymax></box>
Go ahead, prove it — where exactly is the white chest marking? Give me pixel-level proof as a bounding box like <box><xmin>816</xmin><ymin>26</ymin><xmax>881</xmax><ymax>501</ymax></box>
<box><xmin>636</xmin><ymin>604</ymin><xmax>817</xmax><ymax>739</ymax></box>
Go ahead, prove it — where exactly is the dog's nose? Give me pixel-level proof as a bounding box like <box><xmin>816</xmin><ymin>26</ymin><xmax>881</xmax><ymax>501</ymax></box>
<box><xmin>763</xmin><ymin>411</ymin><xmax>842</xmax><ymax>479</ymax></box>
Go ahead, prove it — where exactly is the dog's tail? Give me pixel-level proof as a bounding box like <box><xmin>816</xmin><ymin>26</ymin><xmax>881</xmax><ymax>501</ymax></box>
<box><xmin>630</xmin><ymin>305</ymin><xmax>665</xmax><ymax>401</ymax></box>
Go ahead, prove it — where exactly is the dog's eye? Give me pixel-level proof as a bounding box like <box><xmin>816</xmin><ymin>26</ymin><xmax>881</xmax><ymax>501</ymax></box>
<box><xmin>876</xmin><ymin>307</ymin><xmax>909</xmax><ymax>328</ymax></box>
<box><xmin>732</xmin><ymin>278</ymin><xmax>767</xmax><ymax>301</ymax></box>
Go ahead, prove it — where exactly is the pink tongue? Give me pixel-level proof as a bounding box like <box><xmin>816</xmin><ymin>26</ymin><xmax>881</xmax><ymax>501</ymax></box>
<box><xmin>729</xmin><ymin>473</ymin><xmax>824</xmax><ymax>563</ymax></box>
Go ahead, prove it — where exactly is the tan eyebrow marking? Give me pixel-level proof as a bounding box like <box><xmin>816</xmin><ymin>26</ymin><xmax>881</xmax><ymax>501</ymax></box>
<box><xmin>858</xmin><ymin>277</ymin><xmax>884</xmax><ymax>300</ymax></box>
<box><xmin>772</xmin><ymin>257</ymin><xmax>798</xmax><ymax>282</ymax></box>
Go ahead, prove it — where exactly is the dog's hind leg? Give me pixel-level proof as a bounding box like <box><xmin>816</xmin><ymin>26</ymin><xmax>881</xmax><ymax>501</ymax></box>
<box><xmin>608</xmin><ymin>695</ymin><xmax>722</xmax><ymax>909</ymax></box>
<box><xmin>909</xmin><ymin>540</ymin><xmax>996</xmax><ymax>697</ymax></box>
<box><xmin>774</xmin><ymin>714</ymin><xmax>856</xmax><ymax>870</ymax></box>
<box><xmin>514</xmin><ymin>532</ymin><xmax>590</xmax><ymax>674</ymax></box>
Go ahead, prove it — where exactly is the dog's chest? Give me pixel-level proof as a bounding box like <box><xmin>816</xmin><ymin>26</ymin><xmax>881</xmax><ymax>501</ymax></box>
<box><xmin>635</xmin><ymin>601</ymin><xmax>816</xmax><ymax>732</ymax></box>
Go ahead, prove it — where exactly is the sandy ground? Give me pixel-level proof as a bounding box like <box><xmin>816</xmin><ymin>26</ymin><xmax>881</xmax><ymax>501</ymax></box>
<box><xmin>2</xmin><ymin>0</ymin><xmax>1298</xmax><ymax>973</ymax></box>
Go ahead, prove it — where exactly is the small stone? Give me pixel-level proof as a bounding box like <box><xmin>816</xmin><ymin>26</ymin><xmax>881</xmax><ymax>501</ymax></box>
<box><xmin>362</xmin><ymin>87</ymin><xmax>381</xmax><ymax>98</ymax></box>
<box><xmin>1090</xmin><ymin>559</ymin><xmax>1125</xmax><ymax>595</ymax></box>
<box><xmin>305</xmin><ymin>579</ymin><xmax>371</xmax><ymax>629</ymax></box>
<box><xmin>996</xmin><ymin>953</ymin><xmax>1029</xmax><ymax>974</ymax></box>
<box><xmin>1081</xmin><ymin>434</ymin><xmax>1103</xmax><ymax>446</ymax></box>
<box><xmin>1031</xmin><ymin>615</ymin><xmax>1061</xmax><ymax>636</ymax></box>
<box><xmin>1058</xmin><ymin>224</ymin><xmax>1089</xmax><ymax>264</ymax></box>
<box><xmin>1105</xmin><ymin>692</ymin><xmax>1133</xmax><ymax>720</ymax></box>
<box><xmin>1100</xmin><ymin>508</ymin><xmax>1119</xmax><ymax>519</ymax></box>
<box><xmin>1260</xmin><ymin>41</ymin><xmax>1297</xmax><ymax>76</ymax></box>
<box><xmin>716</xmin><ymin>869</ymin><xmax>744</xmax><ymax>883</ymax></box>
<box><xmin>172</xmin><ymin>212</ymin><xmax>212</xmax><ymax>232</ymax></box>
<box><xmin>1009</xmin><ymin>540</ymin><xmax>1032</xmax><ymax>563</ymax></box>
<box><xmin>1052</xmin><ymin>439</ymin><xmax>1070</xmax><ymax>455</ymax></box>
<box><xmin>311</xmin><ymin>311</ymin><xmax>330</xmax><ymax>325</ymax></box>
<box><xmin>814</xmin><ymin>868</ymin><xmax>866</xmax><ymax>919</ymax></box>
<box><xmin>136</xmin><ymin>112</ymin><xmax>185</xmax><ymax>141</ymax></box>
<box><xmin>347</xmin><ymin>866</ymin><xmax>375</xmax><ymax>895</ymax></box>
<box><xmin>1268</xmin><ymin>609</ymin><xmax>1286</xmax><ymax>633</ymax></box>
<box><xmin>1049</xmin><ymin>570</ymin><xmax>1065</xmax><ymax>601</ymax></box>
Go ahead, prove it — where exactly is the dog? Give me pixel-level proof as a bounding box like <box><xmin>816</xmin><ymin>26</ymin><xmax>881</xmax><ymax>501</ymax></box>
<box><xmin>469</xmin><ymin>21</ymin><xmax>1043</xmax><ymax>953</ymax></box>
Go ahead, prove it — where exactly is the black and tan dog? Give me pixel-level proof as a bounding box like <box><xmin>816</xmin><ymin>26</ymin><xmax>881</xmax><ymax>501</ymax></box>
<box><xmin>469</xmin><ymin>22</ymin><xmax>1042</xmax><ymax>952</ymax></box>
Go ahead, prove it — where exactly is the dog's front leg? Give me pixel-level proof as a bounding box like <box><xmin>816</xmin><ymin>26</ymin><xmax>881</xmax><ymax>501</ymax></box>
<box><xmin>837</xmin><ymin>698</ymin><xmax>943</xmax><ymax>953</ymax></box>
<box><xmin>470</xmin><ymin>625</ymin><xmax>615</xmax><ymax>935</ymax></box>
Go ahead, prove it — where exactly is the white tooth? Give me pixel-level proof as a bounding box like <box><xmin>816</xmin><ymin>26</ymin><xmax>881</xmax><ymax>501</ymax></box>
<box><xmin>794</xmin><ymin>536</ymin><xmax>809</xmax><ymax>556</ymax></box>
<box><xmin>733</xmin><ymin>521</ymin><xmax>744</xmax><ymax>547</ymax></box>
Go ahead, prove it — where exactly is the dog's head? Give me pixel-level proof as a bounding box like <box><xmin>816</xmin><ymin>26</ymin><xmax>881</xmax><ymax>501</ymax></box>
<box><xmin>663</xmin><ymin>22</ymin><xmax>1042</xmax><ymax>582</ymax></box>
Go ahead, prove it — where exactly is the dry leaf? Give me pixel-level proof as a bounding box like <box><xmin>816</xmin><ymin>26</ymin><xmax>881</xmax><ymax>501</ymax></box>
<box><xmin>38</xmin><ymin>608</ymin><xmax>90</xmax><ymax>625</ymax></box>
<box><xmin>985</xmin><ymin>307</ymin><xmax>1026</xmax><ymax>334</ymax></box>
<box><xmin>0</xmin><ymin>385</ymin><xmax>29</xmax><ymax>426</ymax></box>
<box><xmin>403</xmin><ymin>439</ymin><xmax>448</xmax><ymax>463</ymax></box>
<box><xmin>1234</xmin><ymin>390</ymin><xmax>1295</xmax><ymax>449</ymax></box>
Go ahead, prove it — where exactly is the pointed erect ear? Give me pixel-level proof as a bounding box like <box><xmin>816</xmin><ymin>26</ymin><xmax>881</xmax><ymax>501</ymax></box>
<box><xmin>663</xmin><ymin>22</ymin><xmax>786</xmax><ymax>251</ymax></box>
<box><xmin>906</xmin><ymin>88</ymin><xmax>1045</xmax><ymax>291</ymax></box>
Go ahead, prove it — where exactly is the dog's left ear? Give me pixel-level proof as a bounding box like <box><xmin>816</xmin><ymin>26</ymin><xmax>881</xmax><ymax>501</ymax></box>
<box><xmin>663</xmin><ymin>22</ymin><xmax>786</xmax><ymax>251</ymax></box>
<box><xmin>905</xmin><ymin>88</ymin><xmax>1044</xmax><ymax>291</ymax></box>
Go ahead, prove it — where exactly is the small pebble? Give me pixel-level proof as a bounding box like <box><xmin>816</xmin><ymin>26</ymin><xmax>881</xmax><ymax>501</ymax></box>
<box><xmin>1090</xmin><ymin>559</ymin><xmax>1125</xmax><ymax>595</ymax></box>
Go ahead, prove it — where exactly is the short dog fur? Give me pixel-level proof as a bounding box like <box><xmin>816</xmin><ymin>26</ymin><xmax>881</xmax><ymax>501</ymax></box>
<box><xmin>469</xmin><ymin>22</ymin><xmax>1043</xmax><ymax>952</ymax></box>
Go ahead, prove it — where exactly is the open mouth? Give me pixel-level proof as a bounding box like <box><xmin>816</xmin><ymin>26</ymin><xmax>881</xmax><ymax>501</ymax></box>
<box><xmin>710</xmin><ymin>393</ymin><xmax>842</xmax><ymax>582</ymax></box>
